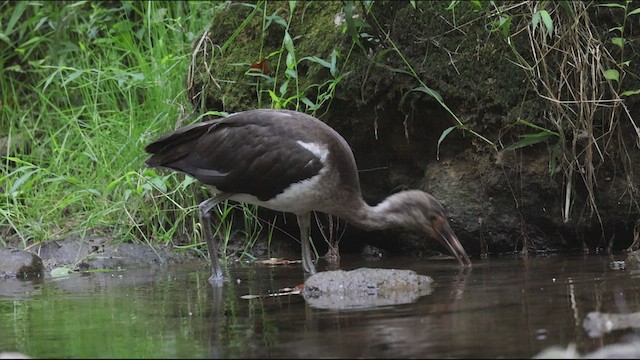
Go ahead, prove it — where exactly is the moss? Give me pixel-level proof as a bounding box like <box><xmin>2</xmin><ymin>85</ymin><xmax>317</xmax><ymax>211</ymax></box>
<box><xmin>189</xmin><ymin>1</ymin><xmax>346</xmax><ymax>112</ymax></box>
<box><xmin>335</xmin><ymin>1</ymin><xmax>531</xmax><ymax>134</ymax></box>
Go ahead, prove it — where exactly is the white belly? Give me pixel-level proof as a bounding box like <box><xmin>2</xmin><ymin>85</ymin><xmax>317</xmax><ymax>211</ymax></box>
<box><xmin>209</xmin><ymin>140</ymin><xmax>333</xmax><ymax>215</ymax></box>
<box><xmin>223</xmin><ymin>172</ymin><xmax>327</xmax><ymax>214</ymax></box>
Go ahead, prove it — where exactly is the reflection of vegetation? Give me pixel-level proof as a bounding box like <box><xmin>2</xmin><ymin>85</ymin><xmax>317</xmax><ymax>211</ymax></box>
<box><xmin>0</xmin><ymin>267</ymin><xmax>290</xmax><ymax>358</ymax></box>
<box><xmin>0</xmin><ymin>300</ymin><xmax>30</xmax><ymax>351</ymax></box>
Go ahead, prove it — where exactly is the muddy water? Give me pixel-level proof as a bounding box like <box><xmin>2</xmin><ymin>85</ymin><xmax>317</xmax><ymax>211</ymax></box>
<box><xmin>1</xmin><ymin>253</ymin><xmax>639</xmax><ymax>358</ymax></box>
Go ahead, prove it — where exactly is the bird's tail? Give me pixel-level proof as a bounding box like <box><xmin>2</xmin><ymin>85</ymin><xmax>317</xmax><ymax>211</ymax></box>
<box><xmin>144</xmin><ymin>120</ymin><xmax>216</xmax><ymax>167</ymax></box>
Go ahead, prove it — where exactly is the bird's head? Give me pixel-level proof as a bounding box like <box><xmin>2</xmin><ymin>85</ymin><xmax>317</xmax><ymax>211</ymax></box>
<box><xmin>383</xmin><ymin>190</ymin><xmax>472</xmax><ymax>267</ymax></box>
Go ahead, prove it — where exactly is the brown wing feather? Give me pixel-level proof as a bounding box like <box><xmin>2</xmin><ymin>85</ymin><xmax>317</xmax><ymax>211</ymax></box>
<box><xmin>144</xmin><ymin>110</ymin><xmax>325</xmax><ymax>200</ymax></box>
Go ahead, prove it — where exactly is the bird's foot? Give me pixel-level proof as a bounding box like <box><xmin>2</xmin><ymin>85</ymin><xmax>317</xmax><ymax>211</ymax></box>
<box><xmin>305</xmin><ymin>265</ymin><xmax>317</xmax><ymax>275</ymax></box>
<box><xmin>208</xmin><ymin>273</ymin><xmax>224</xmax><ymax>287</ymax></box>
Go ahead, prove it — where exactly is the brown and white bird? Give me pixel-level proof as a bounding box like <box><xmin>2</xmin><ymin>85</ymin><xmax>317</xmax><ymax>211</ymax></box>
<box><xmin>144</xmin><ymin>109</ymin><xmax>471</xmax><ymax>285</ymax></box>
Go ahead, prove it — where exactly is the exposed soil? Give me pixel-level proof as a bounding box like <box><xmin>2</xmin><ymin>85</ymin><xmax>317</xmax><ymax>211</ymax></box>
<box><xmin>0</xmin><ymin>233</ymin><xmax>301</xmax><ymax>280</ymax></box>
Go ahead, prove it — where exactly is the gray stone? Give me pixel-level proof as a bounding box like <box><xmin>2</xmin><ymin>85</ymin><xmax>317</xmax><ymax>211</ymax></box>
<box><xmin>302</xmin><ymin>267</ymin><xmax>434</xmax><ymax>310</ymax></box>
<box><xmin>0</xmin><ymin>249</ymin><xmax>44</xmax><ymax>280</ymax></box>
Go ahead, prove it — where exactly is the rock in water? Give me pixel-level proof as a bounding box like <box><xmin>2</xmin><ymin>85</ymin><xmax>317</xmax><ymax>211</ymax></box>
<box><xmin>302</xmin><ymin>267</ymin><xmax>435</xmax><ymax>310</ymax></box>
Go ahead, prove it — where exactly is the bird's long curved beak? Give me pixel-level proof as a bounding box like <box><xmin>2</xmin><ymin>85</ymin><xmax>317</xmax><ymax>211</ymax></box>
<box><xmin>432</xmin><ymin>217</ymin><xmax>472</xmax><ymax>267</ymax></box>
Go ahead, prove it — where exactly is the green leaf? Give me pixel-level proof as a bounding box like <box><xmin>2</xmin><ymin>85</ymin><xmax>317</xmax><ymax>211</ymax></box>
<box><xmin>516</xmin><ymin>118</ymin><xmax>560</xmax><ymax>136</ymax></box>
<box><xmin>503</xmin><ymin>134</ymin><xmax>552</xmax><ymax>151</ymax></box>
<box><xmin>285</xmin><ymin>68</ymin><xmax>297</xmax><ymax>79</ymax></box>
<box><xmin>493</xmin><ymin>15</ymin><xmax>512</xmax><ymax>39</ymax></box>
<box><xmin>10</xmin><ymin>169</ymin><xmax>38</xmax><ymax>194</ymax></box>
<box><xmin>244</xmin><ymin>71</ymin><xmax>272</xmax><ymax>80</ymax></box>
<box><xmin>106</xmin><ymin>179</ymin><xmax>121</xmax><ymax>193</ymax></box>
<box><xmin>539</xmin><ymin>10</ymin><xmax>553</xmax><ymax>37</ymax></box>
<box><xmin>279</xmin><ymin>79</ymin><xmax>289</xmax><ymax>96</ymax></box>
<box><xmin>264</xmin><ymin>14</ymin><xmax>287</xmax><ymax>29</ymax></box>
<box><xmin>603</xmin><ymin>69</ymin><xmax>620</xmax><ymax>81</ymax></box>
<box><xmin>51</xmin><ymin>267</ymin><xmax>74</xmax><ymax>278</ymax></box>
<box><xmin>6</xmin><ymin>1</ymin><xmax>28</xmax><ymax>36</ymax></box>
<box><xmin>596</xmin><ymin>3</ymin><xmax>625</xmax><ymax>8</ymax></box>
<box><xmin>330</xmin><ymin>49</ymin><xmax>338</xmax><ymax>77</ymax></box>
<box><xmin>150</xmin><ymin>177</ymin><xmax>167</xmax><ymax>192</ymax></box>
<box><xmin>609</xmin><ymin>26</ymin><xmax>624</xmax><ymax>34</ymax></box>
<box><xmin>611</xmin><ymin>37</ymin><xmax>625</xmax><ymax>48</ymax></box>
<box><xmin>142</xmin><ymin>169</ymin><xmax>157</xmax><ymax>177</ymax></box>
<box><xmin>63</xmin><ymin>70</ymin><xmax>83</xmax><ymax>85</ymax></box>
<box><xmin>558</xmin><ymin>1</ymin><xmax>576</xmax><ymax>18</ymax></box>
<box><xmin>300</xmin><ymin>55</ymin><xmax>331</xmax><ymax>69</ymax></box>
<box><xmin>5</xmin><ymin>64</ymin><xmax>24</xmax><ymax>73</ymax></box>
<box><xmin>436</xmin><ymin>126</ymin><xmax>456</xmax><ymax>160</ymax></box>
<box><xmin>0</xmin><ymin>32</ymin><xmax>10</xmax><ymax>44</ymax></box>
<box><xmin>286</xmin><ymin>52</ymin><xmax>295</xmax><ymax>68</ymax></box>
<box><xmin>343</xmin><ymin>1</ymin><xmax>362</xmax><ymax>47</ymax></box>
<box><xmin>129</xmin><ymin>72</ymin><xmax>144</xmax><ymax>81</ymax></box>
<box><xmin>532</xmin><ymin>12</ymin><xmax>540</xmax><ymax>32</ymax></box>
<box><xmin>629</xmin><ymin>8</ymin><xmax>640</xmax><ymax>16</ymax></box>
<box><xmin>267</xmin><ymin>90</ymin><xmax>280</xmax><ymax>106</ymax></box>
<box><xmin>20</xmin><ymin>35</ymin><xmax>45</xmax><ymax>49</ymax></box>
<box><xmin>283</xmin><ymin>31</ymin><xmax>295</xmax><ymax>56</ymax></box>
<box><xmin>621</xmin><ymin>89</ymin><xmax>640</xmax><ymax>97</ymax></box>
<box><xmin>179</xmin><ymin>176</ymin><xmax>197</xmax><ymax>190</ymax></box>
<box><xmin>300</xmin><ymin>96</ymin><xmax>317</xmax><ymax>110</ymax></box>
<box><xmin>412</xmin><ymin>85</ymin><xmax>443</xmax><ymax>102</ymax></box>
<box><xmin>520</xmin><ymin>131</ymin><xmax>555</xmax><ymax>139</ymax></box>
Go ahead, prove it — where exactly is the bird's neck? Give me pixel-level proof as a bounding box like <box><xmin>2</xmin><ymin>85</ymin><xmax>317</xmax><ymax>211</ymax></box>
<box><xmin>338</xmin><ymin>196</ymin><xmax>406</xmax><ymax>231</ymax></box>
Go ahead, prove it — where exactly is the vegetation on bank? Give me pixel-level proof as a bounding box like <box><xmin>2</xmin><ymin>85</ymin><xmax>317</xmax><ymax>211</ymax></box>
<box><xmin>2</xmin><ymin>1</ymin><xmax>639</xmax><ymax>260</ymax></box>
<box><xmin>1</xmin><ymin>1</ymin><xmax>221</xmax><ymax>250</ymax></box>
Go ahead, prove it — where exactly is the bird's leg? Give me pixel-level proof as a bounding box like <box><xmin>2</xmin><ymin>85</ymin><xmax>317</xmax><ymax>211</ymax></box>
<box><xmin>199</xmin><ymin>194</ymin><xmax>232</xmax><ymax>285</ymax></box>
<box><xmin>297</xmin><ymin>212</ymin><xmax>317</xmax><ymax>274</ymax></box>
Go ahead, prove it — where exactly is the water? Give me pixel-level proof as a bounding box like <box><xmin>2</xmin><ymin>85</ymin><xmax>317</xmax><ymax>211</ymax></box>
<box><xmin>1</xmin><ymin>253</ymin><xmax>640</xmax><ymax>358</ymax></box>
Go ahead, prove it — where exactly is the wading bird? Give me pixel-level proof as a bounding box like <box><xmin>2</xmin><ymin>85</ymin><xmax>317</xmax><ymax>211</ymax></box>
<box><xmin>145</xmin><ymin>109</ymin><xmax>471</xmax><ymax>285</ymax></box>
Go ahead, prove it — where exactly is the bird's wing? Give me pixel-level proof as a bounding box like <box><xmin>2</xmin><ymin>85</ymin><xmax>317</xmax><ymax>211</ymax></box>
<box><xmin>171</xmin><ymin>111</ymin><xmax>325</xmax><ymax>201</ymax></box>
<box><xmin>144</xmin><ymin>119</ymin><xmax>219</xmax><ymax>167</ymax></box>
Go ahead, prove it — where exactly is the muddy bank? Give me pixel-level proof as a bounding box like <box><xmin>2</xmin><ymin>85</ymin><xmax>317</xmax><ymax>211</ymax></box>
<box><xmin>0</xmin><ymin>237</ymin><xmax>198</xmax><ymax>280</ymax></box>
<box><xmin>0</xmin><ymin>231</ymin><xmax>306</xmax><ymax>280</ymax></box>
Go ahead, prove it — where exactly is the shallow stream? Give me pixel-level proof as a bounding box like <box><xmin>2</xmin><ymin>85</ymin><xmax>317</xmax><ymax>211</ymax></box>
<box><xmin>1</xmin><ymin>253</ymin><xmax>639</xmax><ymax>358</ymax></box>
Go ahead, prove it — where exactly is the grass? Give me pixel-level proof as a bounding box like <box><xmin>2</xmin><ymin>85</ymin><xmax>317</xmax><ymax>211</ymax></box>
<box><xmin>1</xmin><ymin>1</ymin><xmax>222</xmax><ymax>249</ymax></box>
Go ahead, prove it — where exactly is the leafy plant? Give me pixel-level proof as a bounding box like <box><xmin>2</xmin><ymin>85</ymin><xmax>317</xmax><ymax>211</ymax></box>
<box><xmin>502</xmin><ymin>119</ymin><xmax>560</xmax><ymax>151</ymax></box>
<box><xmin>239</xmin><ymin>2</ymin><xmax>348</xmax><ymax>115</ymax></box>
<box><xmin>483</xmin><ymin>1</ymin><xmax>639</xmax><ymax>242</ymax></box>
